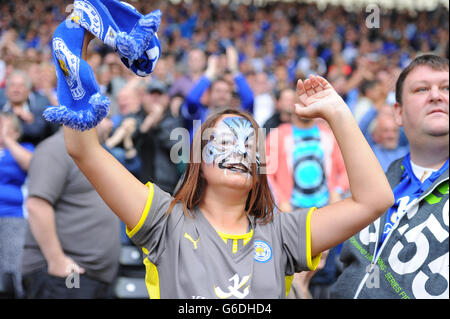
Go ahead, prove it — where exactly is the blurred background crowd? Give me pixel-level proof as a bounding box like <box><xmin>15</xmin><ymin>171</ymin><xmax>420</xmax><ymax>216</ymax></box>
<box><xmin>0</xmin><ymin>0</ymin><xmax>448</xmax><ymax>299</ymax></box>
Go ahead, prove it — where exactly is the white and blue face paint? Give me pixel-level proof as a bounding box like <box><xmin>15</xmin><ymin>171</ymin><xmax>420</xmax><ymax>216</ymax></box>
<box><xmin>203</xmin><ymin>117</ymin><xmax>260</xmax><ymax>176</ymax></box>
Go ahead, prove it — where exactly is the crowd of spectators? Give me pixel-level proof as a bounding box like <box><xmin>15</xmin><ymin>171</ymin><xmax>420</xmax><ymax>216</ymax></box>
<box><xmin>1</xmin><ymin>0</ymin><xmax>449</xmax><ymax>141</ymax></box>
<box><xmin>0</xmin><ymin>0</ymin><xmax>448</xmax><ymax>298</ymax></box>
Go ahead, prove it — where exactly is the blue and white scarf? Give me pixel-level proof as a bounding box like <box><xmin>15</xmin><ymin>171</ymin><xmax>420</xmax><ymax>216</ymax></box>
<box><xmin>70</xmin><ymin>0</ymin><xmax>161</xmax><ymax>76</ymax></box>
<box><xmin>44</xmin><ymin>0</ymin><xmax>161</xmax><ymax>131</ymax></box>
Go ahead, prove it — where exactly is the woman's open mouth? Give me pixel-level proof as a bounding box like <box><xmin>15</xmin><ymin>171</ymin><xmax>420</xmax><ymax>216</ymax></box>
<box><xmin>220</xmin><ymin>162</ymin><xmax>250</xmax><ymax>174</ymax></box>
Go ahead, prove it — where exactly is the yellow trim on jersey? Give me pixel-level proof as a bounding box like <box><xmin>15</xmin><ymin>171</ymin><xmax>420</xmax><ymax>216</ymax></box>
<box><xmin>142</xmin><ymin>247</ymin><xmax>160</xmax><ymax>299</ymax></box>
<box><xmin>306</xmin><ymin>207</ymin><xmax>321</xmax><ymax>270</ymax></box>
<box><xmin>285</xmin><ymin>275</ymin><xmax>294</xmax><ymax>297</ymax></box>
<box><xmin>216</xmin><ymin>229</ymin><xmax>254</xmax><ymax>242</ymax></box>
<box><xmin>216</xmin><ymin>229</ymin><xmax>254</xmax><ymax>254</ymax></box>
<box><xmin>126</xmin><ymin>182</ymin><xmax>154</xmax><ymax>238</ymax></box>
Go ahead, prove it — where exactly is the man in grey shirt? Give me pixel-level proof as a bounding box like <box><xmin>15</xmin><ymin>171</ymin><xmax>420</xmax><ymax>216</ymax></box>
<box><xmin>330</xmin><ymin>54</ymin><xmax>448</xmax><ymax>299</ymax></box>
<box><xmin>22</xmin><ymin>128</ymin><xmax>120</xmax><ymax>298</ymax></box>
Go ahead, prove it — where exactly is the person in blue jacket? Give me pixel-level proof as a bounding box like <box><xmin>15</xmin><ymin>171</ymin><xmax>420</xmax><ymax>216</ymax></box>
<box><xmin>0</xmin><ymin>112</ymin><xmax>34</xmax><ymax>298</ymax></box>
<box><xmin>358</xmin><ymin>105</ymin><xmax>409</xmax><ymax>172</ymax></box>
<box><xmin>181</xmin><ymin>46</ymin><xmax>254</xmax><ymax>140</ymax></box>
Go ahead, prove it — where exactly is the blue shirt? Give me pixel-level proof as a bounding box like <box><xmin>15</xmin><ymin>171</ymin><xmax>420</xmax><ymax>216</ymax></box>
<box><xmin>180</xmin><ymin>74</ymin><xmax>254</xmax><ymax>141</ymax></box>
<box><xmin>378</xmin><ymin>154</ymin><xmax>449</xmax><ymax>251</ymax></box>
<box><xmin>372</xmin><ymin>144</ymin><xmax>409</xmax><ymax>172</ymax></box>
<box><xmin>291</xmin><ymin>125</ymin><xmax>329</xmax><ymax>209</ymax></box>
<box><xmin>0</xmin><ymin>143</ymin><xmax>34</xmax><ymax>218</ymax></box>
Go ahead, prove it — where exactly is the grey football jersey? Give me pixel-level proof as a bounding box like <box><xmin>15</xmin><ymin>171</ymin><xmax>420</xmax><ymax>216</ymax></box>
<box><xmin>128</xmin><ymin>183</ymin><xmax>320</xmax><ymax>299</ymax></box>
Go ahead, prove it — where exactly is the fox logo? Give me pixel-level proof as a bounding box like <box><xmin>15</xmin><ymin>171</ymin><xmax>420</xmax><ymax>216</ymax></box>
<box><xmin>214</xmin><ymin>274</ymin><xmax>250</xmax><ymax>299</ymax></box>
<box><xmin>52</xmin><ymin>37</ymin><xmax>85</xmax><ymax>100</ymax></box>
<box><xmin>72</xmin><ymin>0</ymin><xmax>103</xmax><ymax>38</ymax></box>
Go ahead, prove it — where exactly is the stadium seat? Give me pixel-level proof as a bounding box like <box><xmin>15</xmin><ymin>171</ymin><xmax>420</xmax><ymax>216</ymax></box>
<box><xmin>114</xmin><ymin>277</ymin><xmax>148</xmax><ymax>299</ymax></box>
<box><xmin>117</xmin><ymin>245</ymin><xmax>146</xmax><ymax>278</ymax></box>
<box><xmin>114</xmin><ymin>244</ymin><xmax>147</xmax><ymax>298</ymax></box>
<box><xmin>120</xmin><ymin>245</ymin><xmax>143</xmax><ymax>266</ymax></box>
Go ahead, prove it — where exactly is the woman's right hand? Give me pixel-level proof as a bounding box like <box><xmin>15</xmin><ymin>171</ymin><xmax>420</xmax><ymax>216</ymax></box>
<box><xmin>294</xmin><ymin>75</ymin><xmax>349</xmax><ymax>121</ymax></box>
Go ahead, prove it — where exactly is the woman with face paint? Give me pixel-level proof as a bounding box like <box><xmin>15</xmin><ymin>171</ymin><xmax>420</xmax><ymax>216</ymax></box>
<box><xmin>62</xmin><ymin>32</ymin><xmax>394</xmax><ymax>297</ymax></box>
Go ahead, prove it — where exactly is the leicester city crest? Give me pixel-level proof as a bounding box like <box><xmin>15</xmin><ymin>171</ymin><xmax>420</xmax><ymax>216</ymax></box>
<box><xmin>254</xmin><ymin>240</ymin><xmax>272</xmax><ymax>263</ymax></box>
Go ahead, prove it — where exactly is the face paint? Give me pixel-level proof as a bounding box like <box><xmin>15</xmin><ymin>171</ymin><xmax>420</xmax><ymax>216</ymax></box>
<box><xmin>203</xmin><ymin>116</ymin><xmax>260</xmax><ymax>175</ymax></box>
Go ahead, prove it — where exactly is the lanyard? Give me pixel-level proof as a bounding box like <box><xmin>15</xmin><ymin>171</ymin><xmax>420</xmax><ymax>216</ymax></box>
<box><xmin>378</xmin><ymin>154</ymin><xmax>449</xmax><ymax>249</ymax></box>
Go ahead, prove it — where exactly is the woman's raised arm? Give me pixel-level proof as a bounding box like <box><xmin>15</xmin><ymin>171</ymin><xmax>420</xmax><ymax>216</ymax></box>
<box><xmin>64</xmin><ymin>126</ymin><xmax>148</xmax><ymax>230</ymax></box>
<box><xmin>294</xmin><ymin>76</ymin><xmax>395</xmax><ymax>257</ymax></box>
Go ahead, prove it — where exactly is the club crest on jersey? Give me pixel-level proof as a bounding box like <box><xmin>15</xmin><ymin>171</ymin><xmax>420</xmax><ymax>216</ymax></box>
<box><xmin>254</xmin><ymin>240</ymin><xmax>272</xmax><ymax>263</ymax></box>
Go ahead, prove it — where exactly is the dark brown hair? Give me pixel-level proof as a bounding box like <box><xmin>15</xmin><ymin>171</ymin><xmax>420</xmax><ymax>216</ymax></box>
<box><xmin>167</xmin><ymin>108</ymin><xmax>276</xmax><ymax>224</ymax></box>
<box><xmin>395</xmin><ymin>54</ymin><xmax>449</xmax><ymax>105</ymax></box>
